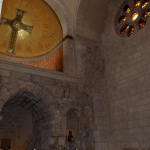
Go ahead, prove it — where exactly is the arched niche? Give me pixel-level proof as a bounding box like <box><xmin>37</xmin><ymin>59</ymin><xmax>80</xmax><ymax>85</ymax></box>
<box><xmin>0</xmin><ymin>0</ymin><xmax>76</xmax><ymax>76</ymax></box>
<box><xmin>0</xmin><ymin>90</ymin><xmax>53</xmax><ymax>150</ymax></box>
<box><xmin>66</xmin><ymin>108</ymin><xmax>80</xmax><ymax>130</ymax></box>
<box><xmin>43</xmin><ymin>0</ymin><xmax>76</xmax><ymax>76</ymax></box>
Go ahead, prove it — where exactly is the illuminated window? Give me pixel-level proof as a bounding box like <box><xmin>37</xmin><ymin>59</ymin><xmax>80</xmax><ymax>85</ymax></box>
<box><xmin>115</xmin><ymin>0</ymin><xmax>150</xmax><ymax>37</ymax></box>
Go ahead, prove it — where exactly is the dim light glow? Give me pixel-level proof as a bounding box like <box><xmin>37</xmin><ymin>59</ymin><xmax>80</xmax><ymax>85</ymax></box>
<box><xmin>138</xmin><ymin>19</ymin><xmax>146</xmax><ymax>29</ymax></box>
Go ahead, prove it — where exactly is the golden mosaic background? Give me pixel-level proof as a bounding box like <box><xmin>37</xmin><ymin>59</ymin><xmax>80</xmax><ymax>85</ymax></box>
<box><xmin>0</xmin><ymin>0</ymin><xmax>63</xmax><ymax>71</ymax></box>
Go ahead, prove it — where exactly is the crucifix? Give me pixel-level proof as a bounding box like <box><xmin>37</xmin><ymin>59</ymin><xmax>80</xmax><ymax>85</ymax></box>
<box><xmin>0</xmin><ymin>8</ymin><xmax>33</xmax><ymax>54</ymax></box>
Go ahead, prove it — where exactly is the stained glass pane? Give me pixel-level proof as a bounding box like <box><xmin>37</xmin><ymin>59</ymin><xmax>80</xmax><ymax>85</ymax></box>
<box><xmin>120</xmin><ymin>25</ymin><xmax>130</xmax><ymax>34</ymax></box>
<box><xmin>142</xmin><ymin>0</ymin><xmax>150</xmax><ymax>8</ymax></box>
<box><xmin>143</xmin><ymin>9</ymin><xmax>150</xmax><ymax>17</ymax></box>
<box><xmin>118</xmin><ymin>16</ymin><xmax>127</xmax><ymax>23</ymax></box>
<box><xmin>131</xmin><ymin>12</ymin><xmax>139</xmax><ymax>21</ymax></box>
<box><xmin>123</xmin><ymin>4</ymin><xmax>131</xmax><ymax>13</ymax></box>
<box><xmin>134</xmin><ymin>0</ymin><xmax>141</xmax><ymax>6</ymax></box>
<box><xmin>138</xmin><ymin>19</ymin><xmax>146</xmax><ymax>29</ymax></box>
<box><xmin>128</xmin><ymin>26</ymin><xmax>135</xmax><ymax>37</ymax></box>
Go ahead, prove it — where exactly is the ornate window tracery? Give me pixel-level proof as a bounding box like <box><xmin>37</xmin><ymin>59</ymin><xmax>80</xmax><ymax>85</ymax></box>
<box><xmin>115</xmin><ymin>0</ymin><xmax>150</xmax><ymax>37</ymax></box>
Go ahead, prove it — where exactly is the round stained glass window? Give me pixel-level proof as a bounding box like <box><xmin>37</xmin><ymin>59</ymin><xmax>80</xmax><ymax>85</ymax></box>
<box><xmin>115</xmin><ymin>0</ymin><xmax>150</xmax><ymax>37</ymax></box>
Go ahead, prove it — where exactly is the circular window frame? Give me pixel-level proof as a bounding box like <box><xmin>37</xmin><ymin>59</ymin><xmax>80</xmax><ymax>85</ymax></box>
<box><xmin>115</xmin><ymin>0</ymin><xmax>150</xmax><ymax>37</ymax></box>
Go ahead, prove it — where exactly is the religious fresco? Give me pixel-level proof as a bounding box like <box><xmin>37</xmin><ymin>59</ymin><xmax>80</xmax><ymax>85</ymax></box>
<box><xmin>0</xmin><ymin>0</ymin><xmax>63</xmax><ymax>71</ymax></box>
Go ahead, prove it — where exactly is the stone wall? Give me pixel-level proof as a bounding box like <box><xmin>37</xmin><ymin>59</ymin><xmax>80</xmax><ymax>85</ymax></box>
<box><xmin>0</xmin><ymin>61</ymin><xmax>94</xmax><ymax>150</ymax></box>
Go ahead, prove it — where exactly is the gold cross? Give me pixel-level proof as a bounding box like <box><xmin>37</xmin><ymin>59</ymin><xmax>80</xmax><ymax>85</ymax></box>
<box><xmin>0</xmin><ymin>9</ymin><xmax>33</xmax><ymax>54</ymax></box>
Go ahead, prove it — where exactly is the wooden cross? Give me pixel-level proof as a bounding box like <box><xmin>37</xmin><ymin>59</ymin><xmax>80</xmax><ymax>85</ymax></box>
<box><xmin>0</xmin><ymin>9</ymin><xmax>33</xmax><ymax>54</ymax></box>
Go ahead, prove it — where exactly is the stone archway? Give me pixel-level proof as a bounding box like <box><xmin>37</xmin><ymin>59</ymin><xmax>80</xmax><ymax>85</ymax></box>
<box><xmin>0</xmin><ymin>83</ymin><xmax>55</xmax><ymax>150</ymax></box>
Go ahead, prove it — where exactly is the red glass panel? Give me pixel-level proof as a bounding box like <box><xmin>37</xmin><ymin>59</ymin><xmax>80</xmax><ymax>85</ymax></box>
<box><xmin>134</xmin><ymin>0</ymin><xmax>141</xmax><ymax>6</ymax></box>
<box><xmin>120</xmin><ymin>25</ymin><xmax>130</xmax><ymax>34</ymax></box>
<box><xmin>118</xmin><ymin>16</ymin><xmax>127</xmax><ymax>23</ymax></box>
<box><xmin>142</xmin><ymin>0</ymin><xmax>150</xmax><ymax>8</ymax></box>
<box><xmin>143</xmin><ymin>9</ymin><xmax>150</xmax><ymax>17</ymax></box>
<box><xmin>128</xmin><ymin>26</ymin><xmax>135</xmax><ymax>37</ymax></box>
<box><xmin>123</xmin><ymin>4</ymin><xmax>131</xmax><ymax>13</ymax></box>
<box><xmin>138</xmin><ymin>19</ymin><xmax>146</xmax><ymax>29</ymax></box>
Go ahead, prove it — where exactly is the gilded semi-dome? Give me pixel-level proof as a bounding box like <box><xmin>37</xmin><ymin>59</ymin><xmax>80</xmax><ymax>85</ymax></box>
<box><xmin>0</xmin><ymin>0</ymin><xmax>63</xmax><ymax>71</ymax></box>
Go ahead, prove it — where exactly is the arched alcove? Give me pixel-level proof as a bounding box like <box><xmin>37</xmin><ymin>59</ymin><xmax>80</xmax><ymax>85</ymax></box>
<box><xmin>66</xmin><ymin>108</ymin><xmax>80</xmax><ymax>130</ymax></box>
<box><xmin>0</xmin><ymin>0</ymin><xmax>76</xmax><ymax>76</ymax></box>
<box><xmin>0</xmin><ymin>91</ymin><xmax>53</xmax><ymax>150</ymax></box>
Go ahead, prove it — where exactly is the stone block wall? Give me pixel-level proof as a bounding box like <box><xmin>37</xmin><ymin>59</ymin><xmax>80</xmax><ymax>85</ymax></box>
<box><xmin>75</xmin><ymin>34</ymin><xmax>110</xmax><ymax>150</ymax></box>
<box><xmin>0</xmin><ymin>62</ymin><xmax>95</xmax><ymax>150</ymax></box>
<box><xmin>101</xmin><ymin>0</ymin><xmax>150</xmax><ymax>149</ymax></box>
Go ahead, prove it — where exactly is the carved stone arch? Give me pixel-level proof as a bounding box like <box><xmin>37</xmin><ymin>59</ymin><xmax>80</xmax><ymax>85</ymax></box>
<box><xmin>43</xmin><ymin>0</ymin><xmax>73</xmax><ymax>36</ymax></box>
<box><xmin>0</xmin><ymin>82</ymin><xmax>54</xmax><ymax>121</ymax></box>
<box><xmin>76</xmin><ymin>0</ymin><xmax>90</xmax><ymax>35</ymax></box>
<box><xmin>43</xmin><ymin>0</ymin><xmax>76</xmax><ymax>76</ymax></box>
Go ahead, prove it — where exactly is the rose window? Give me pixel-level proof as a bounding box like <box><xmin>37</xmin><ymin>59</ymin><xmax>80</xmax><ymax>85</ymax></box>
<box><xmin>115</xmin><ymin>0</ymin><xmax>150</xmax><ymax>37</ymax></box>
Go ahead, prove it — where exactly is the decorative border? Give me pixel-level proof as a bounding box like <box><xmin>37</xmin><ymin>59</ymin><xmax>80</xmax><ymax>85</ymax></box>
<box><xmin>0</xmin><ymin>42</ymin><xmax>63</xmax><ymax>62</ymax></box>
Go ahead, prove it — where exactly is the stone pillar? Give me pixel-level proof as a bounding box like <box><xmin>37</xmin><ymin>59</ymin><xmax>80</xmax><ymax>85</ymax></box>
<box><xmin>63</xmin><ymin>38</ymin><xmax>76</xmax><ymax>77</ymax></box>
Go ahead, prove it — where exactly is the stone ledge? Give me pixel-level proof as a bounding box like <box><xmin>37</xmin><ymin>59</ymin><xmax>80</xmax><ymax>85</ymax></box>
<box><xmin>0</xmin><ymin>60</ymin><xmax>79</xmax><ymax>83</ymax></box>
